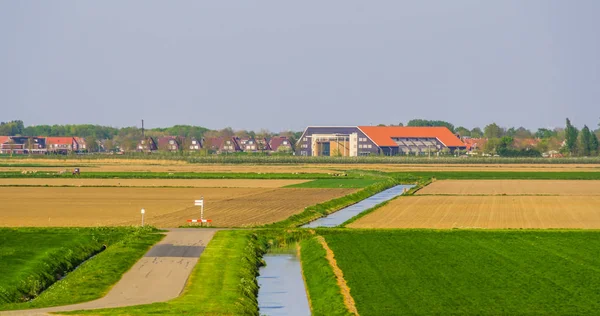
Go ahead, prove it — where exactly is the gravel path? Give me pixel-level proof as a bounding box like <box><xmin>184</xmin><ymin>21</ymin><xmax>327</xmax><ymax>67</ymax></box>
<box><xmin>1</xmin><ymin>228</ymin><xmax>217</xmax><ymax>316</ymax></box>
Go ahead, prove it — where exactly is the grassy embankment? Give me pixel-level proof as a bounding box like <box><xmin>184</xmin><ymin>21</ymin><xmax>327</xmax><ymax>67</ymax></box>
<box><xmin>67</xmin><ymin>229</ymin><xmax>310</xmax><ymax>315</ymax></box>
<box><xmin>320</xmin><ymin>229</ymin><xmax>600</xmax><ymax>316</ymax></box>
<box><xmin>300</xmin><ymin>236</ymin><xmax>353</xmax><ymax>316</ymax></box>
<box><xmin>0</xmin><ymin>227</ymin><xmax>163</xmax><ymax>310</ymax></box>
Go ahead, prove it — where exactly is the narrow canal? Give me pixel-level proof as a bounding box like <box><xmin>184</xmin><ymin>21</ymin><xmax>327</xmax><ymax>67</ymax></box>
<box><xmin>257</xmin><ymin>253</ymin><xmax>311</xmax><ymax>316</ymax></box>
<box><xmin>257</xmin><ymin>184</ymin><xmax>414</xmax><ymax>315</ymax></box>
<box><xmin>302</xmin><ymin>184</ymin><xmax>415</xmax><ymax>228</ymax></box>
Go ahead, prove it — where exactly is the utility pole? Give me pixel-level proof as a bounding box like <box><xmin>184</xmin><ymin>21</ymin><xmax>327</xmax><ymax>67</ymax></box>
<box><xmin>141</xmin><ymin>119</ymin><xmax>145</xmax><ymax>138</ymax></box>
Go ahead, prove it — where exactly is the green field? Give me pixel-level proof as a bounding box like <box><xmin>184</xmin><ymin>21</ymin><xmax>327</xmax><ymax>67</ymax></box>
<box><xmin>0</xmin><ymin>227</ymin><xmax>163</xmax><ymax>310</ymax></box>
<box><xmin>320</xmin><ymin>229</ymin><xmax>600</xmax><ymax>315</ymax></box>
<box><xmin>285</xmin><ymin>178</ymin><xmax>381</xmax><ymax>188</ymax></box>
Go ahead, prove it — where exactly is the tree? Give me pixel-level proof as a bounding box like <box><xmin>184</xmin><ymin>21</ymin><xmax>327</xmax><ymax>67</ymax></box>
<box><xmin>484</xmin><ymin>123</ymin><xmax>504</xmax><ymax>138</ymax></box>
<box><xmin>406</xmin><ymin>119</ymin><xmax>455</xmax><ymax>132</ymax></box>
<box><xmin>377</xmin><ymin>124</ymin><xmax>386</xmax><ymax>127</ymax></box>
<box><xmin>86</xmin><ymin>136</ymin><xmax>99</xmax><ymax>152</ymax></box>
<box><xmin>470</xmin><ymin>127</ymin><xmax>483</xmax><ymax>138</ymax></box>
<box><xmin>397</xmin><ymin>122</ymin><xmax>404</xmax><ymax>127</ymax></box>
<box><xmin>591</xmin><ymin>132</ymin><xmax>599</xmax><ymax>155</ymax></box>
<box><xmin>579</xmin><ymin>125</ymin><xmax>592</xmax><ymax>156</ymax></box>
<box><xmin>564</xmin><ymin>118</ymin><xmax>579</xmax><ymax>155</ymax></box>
<box><xmin>535</xmin><ymin>128</ymin><xmax>555</xmax><ymax>139</ymax></box>
<box><xmin>484</xmin><ymin>138</ymin><xmax>502</xmax><ymax>155</ymax></box>
<box><xmin>455</xmin><ymin>126</ymin><xmax>471</xmax><ymax>137</ymax></box>
<box><xmin>513</xmin><ymin>127</ymin><xmax>533</xmax><ymax>139</ymax></box>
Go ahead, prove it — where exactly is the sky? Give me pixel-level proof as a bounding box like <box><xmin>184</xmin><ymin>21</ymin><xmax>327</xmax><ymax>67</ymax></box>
<box><xmin>1</xmin><ymin>1</ymin><xmax>599</xmax><ymax>132</ymax></box>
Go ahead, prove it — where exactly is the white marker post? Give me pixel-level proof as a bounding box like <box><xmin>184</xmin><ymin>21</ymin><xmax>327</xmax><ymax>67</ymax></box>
<box><xmin>195</xmin><ymin>197</ymin><xmax>204</xmax><ymax>222</ymax></box>
<box><xmin>141</xmin><ymin>208</ymin><xmax>145</xmax><ymax>227</ymax></box>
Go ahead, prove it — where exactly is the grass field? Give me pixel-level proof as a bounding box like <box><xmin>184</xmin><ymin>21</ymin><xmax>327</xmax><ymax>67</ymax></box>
<box><xmin>0</xmin><ymin>227</ymin><xmax>162</xmax><ymax>308</ymax></box>
<box><xmin>0</xmin><ymin>187</ymin><xmax>355</xmax><ymax>227</ymax></box>
<box><xmin>285</xmin><ymin>178</ymin><xmax>380</xmax><ymax>188</ymax></box>
<box><xmin>321</xmin><ymin>229</ymin><xmax>600</xmax><ymax>315</ymax></box>
<box><xmin>418</xmin><ymin>179</ymin><xmax>600</xmax><ymax>195</ymax></box>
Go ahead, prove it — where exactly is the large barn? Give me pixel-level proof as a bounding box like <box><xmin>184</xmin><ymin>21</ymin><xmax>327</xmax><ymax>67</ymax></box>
<box><xmin>296</xmin><ymin>126</ymin><xmax>466</xmax><ymax>156</ymax></box>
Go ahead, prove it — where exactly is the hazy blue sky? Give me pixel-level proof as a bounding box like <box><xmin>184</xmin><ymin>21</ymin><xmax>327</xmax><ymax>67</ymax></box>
<box><xmin>1</xmin><ymin>1</ymin><xmax>599</xmax><ymax>132</ymax></box>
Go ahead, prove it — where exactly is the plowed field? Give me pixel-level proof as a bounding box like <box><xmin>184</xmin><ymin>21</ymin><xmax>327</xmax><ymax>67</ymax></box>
<box><xmin>0</xmin><ymin>187</ymin><xmax>354</xmax><ymax>227</ymax></box>
<box><xmin>0</xmin><ymin>179</ymin><xmax>308</xmax><ymax>188</ymax></box>
<box><xmin>348</xmin><ymin>195</ymin><xmax>600</xmax><ymax>229</ymax></box>
<box><xmin>418</xmin><ymin>180</ymin><xmax>600</xmax><ymax>195</ymax></box>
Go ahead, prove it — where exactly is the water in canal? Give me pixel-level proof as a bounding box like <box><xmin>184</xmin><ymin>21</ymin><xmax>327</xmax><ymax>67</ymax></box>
<box><xmin>302</xmin><ymin>184</ymin><xmax>415</xmax><ymax>228</ymax></box>
<box><xmin>257</xmin><ymin>253</ymin><xmax>311</xmax><ymax>316</ymax></box>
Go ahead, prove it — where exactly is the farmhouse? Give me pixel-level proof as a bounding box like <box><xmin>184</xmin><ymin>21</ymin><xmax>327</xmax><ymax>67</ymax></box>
<box><xmin>296</xmin><ymin>126</ymin><xmax>466</xmax><ymax>156</ymax></box>
<box><xmin>269</xmin><ymin>136</ymin><xmax>293</xmax><ymax>153</ymax></box>
<box><xmin>46</xmin><ymin>137</ymin><xmax>78</xmax><ymax>153</ymax></box>
<box><xmin>137</xmin><ymin>137</ymin><xmax>158</xmax><ymax>152</ymax></box>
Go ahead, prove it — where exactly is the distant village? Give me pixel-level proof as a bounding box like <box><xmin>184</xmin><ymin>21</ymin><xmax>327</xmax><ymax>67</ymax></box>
<box><xmin>0</xmin><ymin>135</ymin><xmax>294</xmax><ymax>155</ymax></box>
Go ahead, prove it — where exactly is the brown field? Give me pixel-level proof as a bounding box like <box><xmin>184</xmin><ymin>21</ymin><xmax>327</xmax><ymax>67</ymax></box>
<box><xmin>0</xmin><ymin>187</ymin><xmax>354</xmax><ymax>227</ymax></box>
<box><xmin>418</xmin><ymin>180</ymin><xmax>600</xmax><ymax>196</ymax></box>
<box><xmin>348</xmin><ymin>195</ymin><xmax>600</xmax><ymax>229</ymax></box>
<box><xmin>0</xmin><ymin>178</ymin><xmax>308</xmax><ymax>188</ymax></box>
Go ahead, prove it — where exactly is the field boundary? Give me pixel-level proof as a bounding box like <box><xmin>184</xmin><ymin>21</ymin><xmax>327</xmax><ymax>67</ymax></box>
<box><xmin>341</xmin><ymin>178</ymin><xmax>431</xmax><ymax>227</ymax></box>
<box><xmin>264</xmin><ymin>179</ymin><xmax>400</xmax><ymax>228</ymax></box>
<box><xmin>315</xmin><ymin>236</ymin><xmax>358</xmax><ymax>315</ymax></box>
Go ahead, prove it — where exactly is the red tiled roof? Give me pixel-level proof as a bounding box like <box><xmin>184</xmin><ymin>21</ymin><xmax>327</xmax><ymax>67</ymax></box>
<box><xmin>358</xmin><ymin>126</ymin><xmax>465</xmax><ymax>147</ymax></box>
<box><xmin>46</xmin><ymin>137</ymin><xmax>74</xmax><ymax>145</ymax></box>
<box><xmin>0</xmin><ymin>136</ymin><xmax>10</xmax><ymax>144</ymax></box>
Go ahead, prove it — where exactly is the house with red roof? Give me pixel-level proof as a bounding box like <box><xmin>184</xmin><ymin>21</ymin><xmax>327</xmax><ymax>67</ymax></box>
<box><xmin>296</xmin><ymin>126</ymin><xmax>466</xmax><ymax>156</ymax></box>
<box><xmin>203</xmin><ymin>137</ymin><xmax>241</xmax><ymax>153</ymax></box>
<box><xmin>46</xmin><ymin>137</ymin><xmax>78</xmax><ymax>153</ymax></box>
<box><xmin>269</xmin><ymin>136</ymin><xmax>293</xmax><ymax>153</ymax></box>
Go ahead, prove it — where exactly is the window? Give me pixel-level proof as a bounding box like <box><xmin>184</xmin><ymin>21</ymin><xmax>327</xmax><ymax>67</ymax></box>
<box><xmin>169</xmin><ymin>140</ymin><xmax>174</xmax><ymax>144</ymax></box>
<box><xmin>283</xmin><ymin>141</ymin><xmax>288</xmax><ymax>145</ymax></box>
<box><xmin>301</xmin><ymin>144</ymin><xmax>308</xmax><ymax>148</ymax></box>
<box><xmin>192</xmin><ymin>140</ymin><xmax>197</xmax><ymax>144</ymax></box>
<box><xmin>303</xmin><ymin>137</ymin><xmax>307</xmax><ymax>141</ymax></box>
<box><xmin>368</xmin><ymin>144</ymin><xmax>373</xmax><ymax>149</ymax></box>
<box><xmin>358</xmin><ymin>144</ymin><xmax>363</xmax><ymax>149</ymax></box>
<box><xmin>194</xmin><ymin>145</ymin><xmax>199</xmax><ymax>149</ymax></box>
<box><xmin>359</xmin><ymin>137</ymin><xmax>367</xmax><ymax>142</ymax></box>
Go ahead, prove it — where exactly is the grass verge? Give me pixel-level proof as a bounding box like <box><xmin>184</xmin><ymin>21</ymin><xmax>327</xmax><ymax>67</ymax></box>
<box><xmin>285</xmin><ymin>179</ymin><xmax>380</xmax><ymax>189</ymax></box>
<box><xmin>300</xmin><ymin>236</ymin><xmax>353</xmax><ymax>316</ymax></box>
<box><xmin>0</xmin><ymin>227</ymin><xmax>162</xmax><ymax>310</ymax></box>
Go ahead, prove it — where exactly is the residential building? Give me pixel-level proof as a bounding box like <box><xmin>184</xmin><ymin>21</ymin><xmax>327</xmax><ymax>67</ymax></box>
<box><xmin>157</xmin><ymin>136</ymin><xmax>183</xmax><ymax>152</ymax></box>
<box><xmin>46</xmin><ymin>137</ymin><xmax>77</xmax><ymax>154</ymax></box>
<box><xmin>269</xmin><ymin>136</ymin><xmax>293</xmax><ymax>152</ymax></box>
<box><xmin>137</xmin><ymin>137</ymin><xmax>158</xmax><ymax>152</ymax></box>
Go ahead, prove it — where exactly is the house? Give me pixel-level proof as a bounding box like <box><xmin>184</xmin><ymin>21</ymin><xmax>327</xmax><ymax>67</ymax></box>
<box><xmin>237</xmin><ymin>137</ymin><xmax>263</xmax><ymax>152</ymax></box>
<box><xmin>46</xmin><ymin>137</ymin><xmax>78</xmax><ymax>154</ymax></box>
<box><xmin>269</xmin><ymin>136</ymin><xmax>293</xmax><ymax>153</ymax></box>
<box><xmin>187</xmin><ymin>137</ymin><xmax>203</xmax><ymax>151</ymax></box>
<box><xmin>137</xmin><ymin>137</ymin><xmax>158</xmax><ymax>152</ymax></box>
<box><xmin>255</xmin><ymin>137</ymin><xmax>271</xmax><ymax>151</ymax></box>
<box><xmin>1</xmin><ymin>136</ymin><xmax>47</xmax><ymax>154</ymax></box>
<box><xmin>296</xmin><ymin>126</ymin><xmax>466</xmax><ymax>156</ymax></box>
<box><xmin>204</xmin><ymin>137</ymin><xmax>240</xmax><ymax>153</ymax></box>
<box><xmin>157</xmin><ymin>136</ymin><xmax>184</xmax><ymax>152</ymax></box>
<box><xmin>74</xmin><ymin>137</ymin><xmax>87</xmax><ymax>152</ymax></box>
<box><xmin>463</xmin><ymin>138</ymin><xmax>487</xmax><ymax>155</ymax></box>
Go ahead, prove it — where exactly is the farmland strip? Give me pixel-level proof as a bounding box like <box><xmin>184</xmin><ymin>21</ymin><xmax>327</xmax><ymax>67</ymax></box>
<box><xmin>315</xmin><ymin>236</ymin><xmax>359</xmax><ymax>315</ymax></box>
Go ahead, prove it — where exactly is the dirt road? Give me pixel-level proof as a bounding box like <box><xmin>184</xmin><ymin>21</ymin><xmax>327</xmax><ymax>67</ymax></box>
<box><xmin>1</xmin><ymin>228</ymin><xmax>217</xmax><ymax>316</ymax></box>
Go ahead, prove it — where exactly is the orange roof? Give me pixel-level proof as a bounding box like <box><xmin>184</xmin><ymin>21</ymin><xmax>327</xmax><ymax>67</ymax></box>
<box><xmin>0</xmin><ymin>136</ymin><xmax>9</xmax><ymax>144</ymax></box>
<box><xmin>358</xmin><ymin>126</ymin><xmax>465</xmax><ymax>147</ymax></box>
<box><xmin>46</xmin><ymin>137</ymin><xmax>74</xmax><ymax>145</ymax></box>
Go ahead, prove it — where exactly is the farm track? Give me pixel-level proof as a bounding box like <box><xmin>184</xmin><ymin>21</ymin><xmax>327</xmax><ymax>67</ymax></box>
<box><xmin>0</xmin><ymin>228</ymin><xmax>217</xmax><ymax>316</ymax></box>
